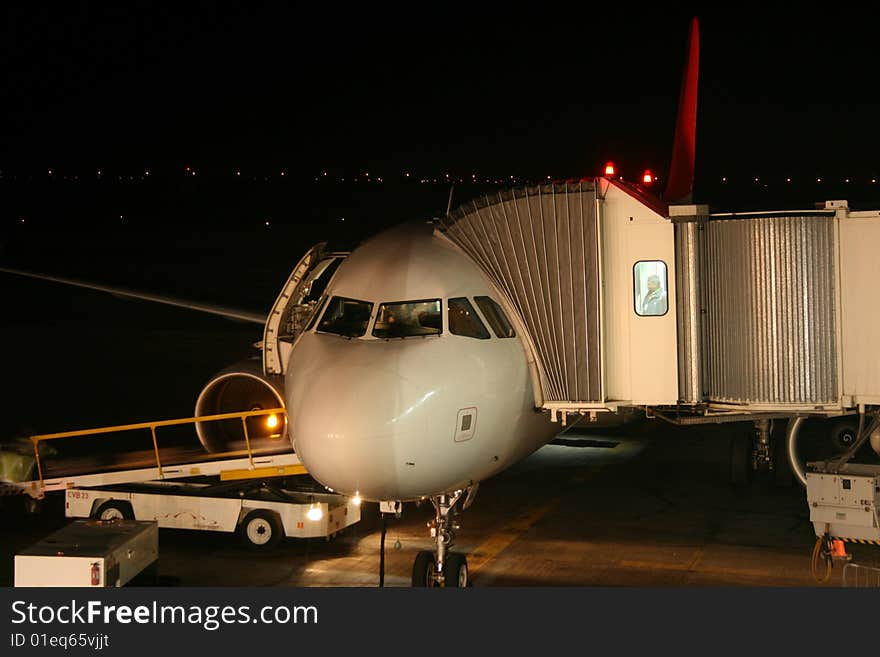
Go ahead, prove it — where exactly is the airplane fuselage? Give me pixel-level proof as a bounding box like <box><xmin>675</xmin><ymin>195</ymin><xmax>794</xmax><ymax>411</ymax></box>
<box><xmin>286</xmin><ymin>221</ymin><xmax>557</xmax><ymax>501</ymax></box>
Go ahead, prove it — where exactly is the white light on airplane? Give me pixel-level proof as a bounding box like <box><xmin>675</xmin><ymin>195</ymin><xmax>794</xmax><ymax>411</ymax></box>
<box><xmin>266</xmin><ymin>414</ymin><xmax>279</xmax><ymax>429</ymax></box>
<box><xmin>307</xmin><ymin>505</ymin><xmax>323</xmax><ymax>522</ymax></box>
<box><xmin>352</xmin><ymin>493</ymin><xmax>362</xmax><ymax>507</ymax></box>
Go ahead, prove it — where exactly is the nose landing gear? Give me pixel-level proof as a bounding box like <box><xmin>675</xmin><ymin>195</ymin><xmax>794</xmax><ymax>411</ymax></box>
<box><xmin>411</xmin><ymin>488</ymin><xmax>473</xmax><ymax>587</ymax></box>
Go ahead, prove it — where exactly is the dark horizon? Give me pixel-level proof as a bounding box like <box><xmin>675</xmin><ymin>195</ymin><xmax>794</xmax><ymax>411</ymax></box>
<box><xmin>4</xmin><ymin>6</ymin><xmax>880</xmax><ymax>185</ymax></box>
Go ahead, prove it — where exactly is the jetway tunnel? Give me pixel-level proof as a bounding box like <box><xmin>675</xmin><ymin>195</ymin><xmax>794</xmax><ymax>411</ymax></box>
<box><xmin>438</xmin><ymin>180</ymin><xmax>880</xmax><ymax>419</ymax></box>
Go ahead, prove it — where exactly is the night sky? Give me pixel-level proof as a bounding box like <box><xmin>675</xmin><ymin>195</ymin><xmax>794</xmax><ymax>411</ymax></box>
<box><xmin>3</xmin><ymin>5</ymin><xmax>880</xmax><ymax>184</ymax></box>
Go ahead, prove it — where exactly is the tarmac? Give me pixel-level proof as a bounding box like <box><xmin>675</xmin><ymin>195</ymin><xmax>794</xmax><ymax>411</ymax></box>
<box><xmin>4</xmin><ymin>419</ymin><xmax>878</xmax><ymax>588</ymax></box>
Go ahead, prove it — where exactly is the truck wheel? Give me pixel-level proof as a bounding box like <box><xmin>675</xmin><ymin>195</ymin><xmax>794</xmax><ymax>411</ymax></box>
<box><xmin>93</xmin><ymin>500</ymin><xmax>134</xmax><ymax>521</ymax></box>
<box><xmin>239</xmin><ymin>510</ymin><xmax>283</xmax><ymax>550</ymax></box>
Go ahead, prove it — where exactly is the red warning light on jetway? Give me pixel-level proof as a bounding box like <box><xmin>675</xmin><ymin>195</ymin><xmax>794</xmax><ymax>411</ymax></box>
<box><xmin>604</xmin><ymin>162</ymin><xmax>616</xmax><ymax>176</ymax></box>
<box><xmin>642</xmin><ymin>170</ymin><xmax>654</xmax><ymax>185</ymax></box>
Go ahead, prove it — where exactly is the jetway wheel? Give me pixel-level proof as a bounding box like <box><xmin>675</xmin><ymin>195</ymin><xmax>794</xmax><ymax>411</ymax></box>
<box><xmin>411</xmin><ymin>550</ymin><xmax>437</xmax><ymax>587</ymax></box>
<box><xmin>239</xmin><ymin>510</ymin><xmax>283</xmax><ymax>550</ymax></box>
<box><xmin>444</xmin><ymin>552</ymin><xmax>469</xmax><ymax>587</ymax></box>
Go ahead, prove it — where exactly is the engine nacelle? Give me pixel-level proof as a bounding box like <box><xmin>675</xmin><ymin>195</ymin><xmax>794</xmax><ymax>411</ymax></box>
<box><xmin>194</xmin><ymin>358</ymin><xmax>287</xmax><ymax>453</ymax></box>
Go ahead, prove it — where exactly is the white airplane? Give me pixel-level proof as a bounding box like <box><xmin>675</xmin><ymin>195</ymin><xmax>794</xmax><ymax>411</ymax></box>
<box><xmin>0</xmin><ymin>19</ymin><xmax>700</xmax><ymax>588</ymax></box>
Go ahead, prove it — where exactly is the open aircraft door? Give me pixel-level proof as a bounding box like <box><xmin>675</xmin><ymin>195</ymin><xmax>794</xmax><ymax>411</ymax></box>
<box><xmin>262</xmin><ymin>243</ymin><xmax>348</xmax><ymax>377</ymax></box>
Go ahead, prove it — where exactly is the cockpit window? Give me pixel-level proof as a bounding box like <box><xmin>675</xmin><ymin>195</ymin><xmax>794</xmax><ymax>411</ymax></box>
<box><xmin>474</xmin><ymin>296</ymin><xmax>516</xmax><ymax>338</ymax></box>
<box><xmin>372</xmin><ymin>300</ymin><xmax>442</xmax><ymax>339</ymax></box>
<box><xmin>317</xmin><ymin>296</ymin><xmax>373</xmax><ymax>337</ymax></box>
<box><xmin>448</xmin><ymin>297</ymin><xmax>490</xmax><ymax>339</ymax></box>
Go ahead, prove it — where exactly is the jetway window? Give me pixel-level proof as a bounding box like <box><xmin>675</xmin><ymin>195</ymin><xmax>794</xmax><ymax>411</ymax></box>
<box><xmin>448</xmin><ymin>298</ymin><xmax>490</xmax><ymax>339</ymax></box>
<box><xmin>372</xmin><ymin>299</ymin><xmax>442</xmax><ymax>338</ymax></box>
<box><xmin>633</xmin><ymin>261</ymin><xmax>668</xmax><ymax>317</ymax></box>
<box><xmin>474</xmin><ymin>296</ymin><xmax>515</xmax><ymax>338</ymax></box>
<box><xmin>317</xmin><ymin>296</ymin><xmax>373</xmax><ymax>337</ymax></box>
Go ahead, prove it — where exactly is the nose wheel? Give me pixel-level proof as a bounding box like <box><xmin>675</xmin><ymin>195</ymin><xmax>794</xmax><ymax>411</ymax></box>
<box><xmin>411</xmin><ymin>489</ymin><xmax>473</xmax><ymax>587</ymax></box>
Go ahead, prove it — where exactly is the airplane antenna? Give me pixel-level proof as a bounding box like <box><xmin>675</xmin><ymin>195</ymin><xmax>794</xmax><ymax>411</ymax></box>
<box><xmin>665</xmin><ymin>17</ymin><xmax>700</xmax><ymax>204</ymax></box>
<box><xmin>446</xmin><ymin>183</ymin><xmax>455</xmax><ymax>217</ymax></box>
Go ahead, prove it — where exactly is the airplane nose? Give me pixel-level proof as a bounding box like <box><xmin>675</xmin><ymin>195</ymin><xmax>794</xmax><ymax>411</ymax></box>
<box><xmin>289</xmin><ymin>362</ymin><xmax>437</xmax><ymax>500</ymax></box>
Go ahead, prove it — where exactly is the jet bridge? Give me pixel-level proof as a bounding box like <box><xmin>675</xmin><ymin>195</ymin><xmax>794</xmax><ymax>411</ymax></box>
<box><xmin>440</xmin><ymin>179</ymin><xmax>880</xmax><ymax>421</ymax></box>
<box><xmin>439</xmin><ymin>178</ymin><xmax>679</xmax><ymax>415</ymax></box>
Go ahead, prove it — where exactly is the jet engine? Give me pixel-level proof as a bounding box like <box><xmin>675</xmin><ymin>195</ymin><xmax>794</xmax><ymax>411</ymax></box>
<box><xmin>194</xmin><ymin>358</ymin><xmax>287</xmax><ymax>453</ymax></box>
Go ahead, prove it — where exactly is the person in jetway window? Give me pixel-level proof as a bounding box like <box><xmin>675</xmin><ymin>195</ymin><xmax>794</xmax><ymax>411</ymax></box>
<box><xmin>640</xmin><ymin>275</ymin><xmax>667</xmax><ymax>316</ymax></box>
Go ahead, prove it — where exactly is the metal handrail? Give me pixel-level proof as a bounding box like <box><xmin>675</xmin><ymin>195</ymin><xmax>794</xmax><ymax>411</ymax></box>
<box><xmin>29</xmin><ymin>408</ymin><xmax>287</xmax><ymax>490</ymax></box>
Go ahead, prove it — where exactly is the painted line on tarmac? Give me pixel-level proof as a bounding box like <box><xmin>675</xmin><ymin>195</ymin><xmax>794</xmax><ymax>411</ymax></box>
<box><xmin>468</xmin><ymin>469</ymin><xmax>596</xmax><ymax>576</ymax></box>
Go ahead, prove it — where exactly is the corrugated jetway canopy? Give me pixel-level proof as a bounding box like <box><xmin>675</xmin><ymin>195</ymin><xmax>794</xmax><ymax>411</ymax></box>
<box><xmin>703</xmin><ymin>213</ymin><xmax>839</xmax><ymax>405</ymax></box>
<box><xmin>439</xmin><ymin>183</ymin><xmax>602</xmax><ymax>403</ymax></box>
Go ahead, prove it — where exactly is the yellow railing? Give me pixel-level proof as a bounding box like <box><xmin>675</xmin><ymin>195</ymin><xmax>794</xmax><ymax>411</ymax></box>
<box><xmin>29</xmin><ymin>408</ymin><xmax>288</xmax><ymax>489</ymax></box>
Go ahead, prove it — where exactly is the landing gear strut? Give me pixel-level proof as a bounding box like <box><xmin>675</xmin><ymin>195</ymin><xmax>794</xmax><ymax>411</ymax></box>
<box><xmin>411</xmin><ymin>488</ymin><xmax>474</xmax><ymax>587</ymax></box>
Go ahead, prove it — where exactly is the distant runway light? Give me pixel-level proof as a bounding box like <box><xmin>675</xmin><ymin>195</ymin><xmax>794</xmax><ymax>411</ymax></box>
<box><xmin>236</xmin><ymin>170</ymin><xmax>241</xmax><ymax>176</ymax></box>
<box><xmin>817</xmin><ymin>178</ymin><xmax>822</xmax><ymax>183</ymax></box>
<box><xmin>786</xmin><ymin>177</ymin><xmax>791</xmax><ymax>182</ymax></box>
<box><xmin>872</xmin><ymin>179</ymin><xmax>877</xmax><ymax>184</ymax></box>
<box><xmin>722</xmin><ymin>176</ymin><xmax>727</xmax><ymax>182</ymax></box>
<box><xmin>48</xmin><ymin>169</ymin><xmax>53</xmax><ymax>176</ymax></box>
<box><xmin>265</xmin><ymin>220</ymin><xmax>270</xmax><ymax>226</ymax></box>
<box><xmin>845</xmin><ymin>178</ymin><xmax>850</xmax><ymax>183</ymax></box>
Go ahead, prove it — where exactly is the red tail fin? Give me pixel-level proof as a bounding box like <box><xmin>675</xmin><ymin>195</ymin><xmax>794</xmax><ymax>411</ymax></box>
<box><xmin>664</xmin><ymin>17</ymin><xmax>700</xmax><ymax>204</ymax></box>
